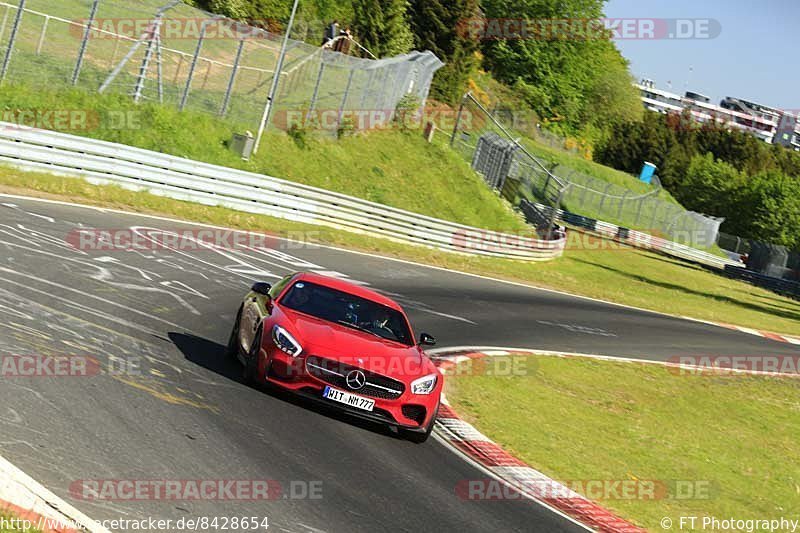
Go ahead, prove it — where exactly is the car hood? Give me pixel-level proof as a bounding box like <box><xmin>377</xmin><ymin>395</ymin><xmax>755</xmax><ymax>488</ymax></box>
<box><xmin>280</xmin><ymin>309</ymin><xmax>429</xmax><ymax>373</ymax></box>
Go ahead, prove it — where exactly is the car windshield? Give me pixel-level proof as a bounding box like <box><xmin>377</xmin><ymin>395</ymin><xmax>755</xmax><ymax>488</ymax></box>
<box><xmin>280</xmin><ymin>280</ymin><xmax>413</xmax><ymax>346</ymax></box>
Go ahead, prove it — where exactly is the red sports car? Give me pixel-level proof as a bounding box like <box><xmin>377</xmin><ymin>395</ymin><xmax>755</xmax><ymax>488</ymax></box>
<box><xmin>227</xmin><ymin>272</ymin><xmax>442</xmax><ymax>442</ymax></box>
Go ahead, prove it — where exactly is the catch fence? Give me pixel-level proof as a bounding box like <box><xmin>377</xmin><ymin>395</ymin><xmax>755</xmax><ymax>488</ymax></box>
<box><xmin>0</xmin><ymin>0</ymin><xmax>442</xmax><ymax>139</ymax></box>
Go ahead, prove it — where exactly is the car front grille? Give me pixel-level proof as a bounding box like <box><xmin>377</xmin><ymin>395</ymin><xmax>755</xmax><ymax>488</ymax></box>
<box><xmin>305</xmin><ymin>356</ymin><xmax>405</xmax><ymax>400</ymax></box>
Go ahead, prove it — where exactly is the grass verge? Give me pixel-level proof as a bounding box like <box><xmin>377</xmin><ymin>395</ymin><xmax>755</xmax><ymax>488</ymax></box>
<box><xmin>0</xmin><ymin>83</ymin><xmax>526</xmax><ymax>233</ymax></box>
<box><xmin>446</xmin><ymin>354</ymin><xmax>800</xmax><ymax>530</ymax></box>
<box><xmin>1</xmin><ymin>167</ymin><xmax>798</xmax><ymax>335</ymax></box>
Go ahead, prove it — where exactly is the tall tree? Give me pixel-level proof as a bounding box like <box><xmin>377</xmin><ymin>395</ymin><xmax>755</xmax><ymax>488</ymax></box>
<box><xmin>480</xmin><ymin>0</ymin><xmax>641</xmax><ymax>132</ymax></box>
<box><xmin>408</xmin><ymin>0</ymin><xmax>480</xmax><ymax>104</ymax></box>
<box><xmin>350</xmin><ymin>0</ymin><xmax>413</xmax><ymax>57</ymax></box>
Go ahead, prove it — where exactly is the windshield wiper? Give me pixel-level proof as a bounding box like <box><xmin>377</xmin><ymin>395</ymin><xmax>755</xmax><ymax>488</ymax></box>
<box><xmin>336</xmin><ymin>320</ymin><xmax>386</xmax><ymax>340</ymax></box>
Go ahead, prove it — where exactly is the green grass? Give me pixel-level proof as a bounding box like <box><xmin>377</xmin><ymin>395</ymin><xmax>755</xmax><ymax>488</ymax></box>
<box><xmin>446</xmin><ymin>355</ymin><xmax>800</xmax><ymax>530</ymax></box>
<box><xmin>2</xmin><ymin>167</ymin><xmax>799</xmax><ymax>336</ymax></box>
<box><xmin>0</xmin><ymin>82</ymin><xmax>527</xmax><ymax>232</ymax></box>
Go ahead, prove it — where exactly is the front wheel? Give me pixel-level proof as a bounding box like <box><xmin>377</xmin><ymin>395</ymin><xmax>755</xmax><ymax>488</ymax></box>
<box><xmin>226</xmin><ymin>305</ymin><xmax>243</xmax><ymax>361</ymax></box>
<box><xmin>242</xmin><ymin>326</ymin><xmax>262</xmax><ymax>386</ymax></box>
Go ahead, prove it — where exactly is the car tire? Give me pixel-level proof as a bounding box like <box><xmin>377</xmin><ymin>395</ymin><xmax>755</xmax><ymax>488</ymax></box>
<box><xmin>404</xmin><ymin>403</ymin><xmax>439</xmax><ymax>444</ymax></box>
<box><xmin>226</xmin><ymin>305</ymin><xmax>243</xmax><ymax>361</ymax></box>
<box><xmin>242</xmin><ymin>326</ymin><xmax>262</xmax><ymax>386</ymax></box>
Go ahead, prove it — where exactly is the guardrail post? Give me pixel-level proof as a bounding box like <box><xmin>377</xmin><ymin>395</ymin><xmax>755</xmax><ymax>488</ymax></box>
<box><xmin>72</xmin><ymin>0</ymin><xmax>100</xmax><ymax>85</ymax></box>
<box><xmin>220</xmin><ymin>39</ymin><xmax>245</xmax><ymax>117</ymax></box>
<box><xmin>0</xmin><ymin>0</ymin><xmax>26</xmax><ymax>83</ymax></box>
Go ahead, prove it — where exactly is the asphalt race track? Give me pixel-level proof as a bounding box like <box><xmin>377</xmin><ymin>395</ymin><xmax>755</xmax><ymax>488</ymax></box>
<box><xmin>0</xmin><ymin>195</ymin><xmax>797</xmax><ymax>532</ymax></box>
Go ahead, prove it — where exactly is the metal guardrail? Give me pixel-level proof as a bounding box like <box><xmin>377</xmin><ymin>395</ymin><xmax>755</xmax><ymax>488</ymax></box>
<box><xmin>723</xmin><ymin>266</ymin><xmax>800</xmax><ymax>299</ymax></box>
<box><xmin>0</xmin><ymin>123</ymin><xmax>565</xmax><ymax>261</ymax></box>
<box><xmin>530</xmin><ymin>202</ymin><xmax>736</xmax><ymax>270</ymax></box>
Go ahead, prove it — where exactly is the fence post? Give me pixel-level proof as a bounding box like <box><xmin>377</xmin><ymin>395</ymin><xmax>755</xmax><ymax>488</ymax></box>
<box><xmin>133</xmin><ymin>15</ymin><xmax>163</xmax><ymax>103</ymax></box>
<box><xmin>220</xmin><ymin>39</ymin><xmax>245</xmax><ymax>116</ymax></box>
<box><xmin>650</xmin><ymin>201</ymin><xmax>660</xmax><ymax>233</ymax></box>
<box><xmin>546</xmin><ymin>184</ymin><xmax>568</xmax><ymax>240</ymax></box>
<box><xmin>155</xmin><ymin>32</ymin><xmax>164</xmax><ymax>103</ymax></box>
<box><xmin>359</xmin><ymin>68</ymin><xmax>376</xmax><ymax>108</ymax></box>
<box><xmin>450</xmin><ymin>93</ymin><xmax>469</xmax><ymax>146</ymax></box>
<box><xmin>0</xmin><ymin>0</ymin><xmax>26</xmax><ymax>83</ymax></box>
<box><xmin>634</xmin><ymin>196</ymin><xmax>645</xmax><ymax>225</ymax></box>
<box><xmin>179</xmin><ymin>21</ymin><xmax>209</xmax><ymax>111</ymax></box>
<box><xmin>597</xmin><ymin>182</ymin><xmax>613</xmax><ymax>215</ymax></box>
<box><xmin>172</xmin><ymin>54</ymin><xmax>184</xmax><ymax>83</ymax></box>
<box><xmin>617</xmin><ymin>191</ymin><xmax>628</xmax><ymax>220</ymax></box>
<box><xmin>72</xmin><ymin>0</ymin><xmax>100</xmax><ymax>85</ymax></box>
<box><xmin>580</xmin><ymin>178</ymin><xmax>592</xmax><ymax>207</ymax></box>
<box><xmin>336</xmin><ymin>69</ymin><xmax>356</xmax><ymax>131</ymax></box>
<box><xmin>35</xmin><ymin>15</ymin><xmax>49</xmax><ymax>55</ymax></box>
<box><xmin>0</xmin><ymin>7</ymin><xmax>9</xmax><ymax>45</ymax></box>
<box><xmin>307</xmin><ymin>58</ymin><xmax>325</xmax><ymax>115</ymax></box>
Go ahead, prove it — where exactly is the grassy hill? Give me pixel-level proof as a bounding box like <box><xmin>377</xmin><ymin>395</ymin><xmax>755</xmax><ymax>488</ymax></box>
<box><xmin>0</xmin><ymin>82</ymin><xmax>525</xmax><ymax>232</ymax></box>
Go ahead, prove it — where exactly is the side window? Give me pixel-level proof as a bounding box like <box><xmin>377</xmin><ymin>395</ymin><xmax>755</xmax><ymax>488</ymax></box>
<box><xmin>268</xmin><ymin>275</ymin><xmax>294</xmax><ymax>299</ymax></box>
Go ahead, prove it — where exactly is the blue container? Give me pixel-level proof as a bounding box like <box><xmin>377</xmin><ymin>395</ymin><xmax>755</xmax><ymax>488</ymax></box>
<box><xmin>639</xmin><ymin>162</ymin><xmax>657</xmax><ymax>184</ymax></box>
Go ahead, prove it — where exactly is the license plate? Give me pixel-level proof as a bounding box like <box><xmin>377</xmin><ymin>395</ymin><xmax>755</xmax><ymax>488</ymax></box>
<box><xmin>323</xmin><ymin>386</ymin><xmax>375</xmax><ymax>412</ymax></box>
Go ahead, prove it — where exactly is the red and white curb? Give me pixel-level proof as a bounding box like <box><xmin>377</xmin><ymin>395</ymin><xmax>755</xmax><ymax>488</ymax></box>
<box><xmin>678</xmin><ymin>317</ymin><xmax>800</xmax><ymax>346</ymax></box>
<box><xmin>0</xmin><ymin>454</ymin><xmax>107</xmax><ymax>533</ymax></box>
<box><xmin>430</xmin><ymin>349</ymin><xmax>645</xmax><ymax>533</ymax></box>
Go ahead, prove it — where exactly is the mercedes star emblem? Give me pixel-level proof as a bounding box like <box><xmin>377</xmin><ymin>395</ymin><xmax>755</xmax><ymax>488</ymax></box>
<box><xmin>346</xmin><ymin>370</ymin><xmax>366</xmax><ymax>390</ymax></box>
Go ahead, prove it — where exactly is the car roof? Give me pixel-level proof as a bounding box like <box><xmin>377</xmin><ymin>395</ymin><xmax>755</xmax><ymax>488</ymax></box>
<box><xmin>292</xmin><ymin>272</ymin><xmax>404</xmax><ymax>312</ymax></box>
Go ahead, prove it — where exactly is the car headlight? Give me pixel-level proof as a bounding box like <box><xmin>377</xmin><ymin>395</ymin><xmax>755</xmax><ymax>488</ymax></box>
<box><xmin>272</xmin><ymin>325</ymin><xmax>302</xmax><ymax>357</ymax></box>
<box><xmin>411</xmin><ymin>373</ymin><xmax>438</xmax><ymax>395</ymax></box>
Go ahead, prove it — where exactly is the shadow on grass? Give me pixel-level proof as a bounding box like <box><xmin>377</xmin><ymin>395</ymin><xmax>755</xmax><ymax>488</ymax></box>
<box><xmin>570</xmin><ymin>257</ymin><xmax>800</xmax><ymax>323</ymax></box>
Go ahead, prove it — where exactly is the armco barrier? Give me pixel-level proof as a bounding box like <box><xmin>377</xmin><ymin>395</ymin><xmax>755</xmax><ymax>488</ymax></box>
<box><xmin>529</xmin><ymin>202</ymin><xmax>737</xmax><ymax>270</ymax></box>
<box><xmin>0</xmin><ymin>124</ymin><xmax>565</xmax><ymax>261</ymax></box>
<box><xmin>723</xmin><ymin>265</ymin><xmax>800</xmax><ymax>299</ymax></box>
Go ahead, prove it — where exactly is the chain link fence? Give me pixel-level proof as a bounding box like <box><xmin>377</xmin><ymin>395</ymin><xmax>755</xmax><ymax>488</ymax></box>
<box><xmin>0</xmin><ymin>0</ymin><xmax>442</xmax><ymax>137</ymax></box>
<box><xmin>451</xmin><ymin>92</ymin><xmax>723</xmax><ymax>247</ymax></box>
<box><xmin>449</xmin><ymin>93</ymin><xmax>567</xmax><ymax>237</ymax></box>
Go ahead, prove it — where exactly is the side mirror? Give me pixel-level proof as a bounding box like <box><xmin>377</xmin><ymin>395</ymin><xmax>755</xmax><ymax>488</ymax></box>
<box><xmin>419</xmin><ymin>333</ymin><xmax>436</xmax><ymax>346</ymax></box>
<box><xmin>251</xmin><ymin>282</ymin><xmax>272</xmax><ymax>296</ymax></box>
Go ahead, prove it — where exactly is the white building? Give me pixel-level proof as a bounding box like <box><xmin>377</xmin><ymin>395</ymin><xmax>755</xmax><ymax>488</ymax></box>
<box><xmin>775</xmin><ymin>112</ymin><xmax>800</xmax><ymax>151</ymax></box>
<box><xmin>635</xmin><ymin>80</ymin><xmax>780</xmax><ymax>144</ymax></box>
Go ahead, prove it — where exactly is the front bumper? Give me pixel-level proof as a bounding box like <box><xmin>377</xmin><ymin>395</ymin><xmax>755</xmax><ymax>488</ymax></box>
<box><xmin>259</xmin><ymin>347</ymin><xmax>440</xmax><ymax>430</ymax></box>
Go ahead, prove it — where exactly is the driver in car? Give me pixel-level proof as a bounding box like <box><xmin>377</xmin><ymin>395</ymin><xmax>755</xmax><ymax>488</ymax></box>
<box><xmin>365</xmin><ymin>308</ymin><xmax>395</xmax><ymax>338</ymax></box>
